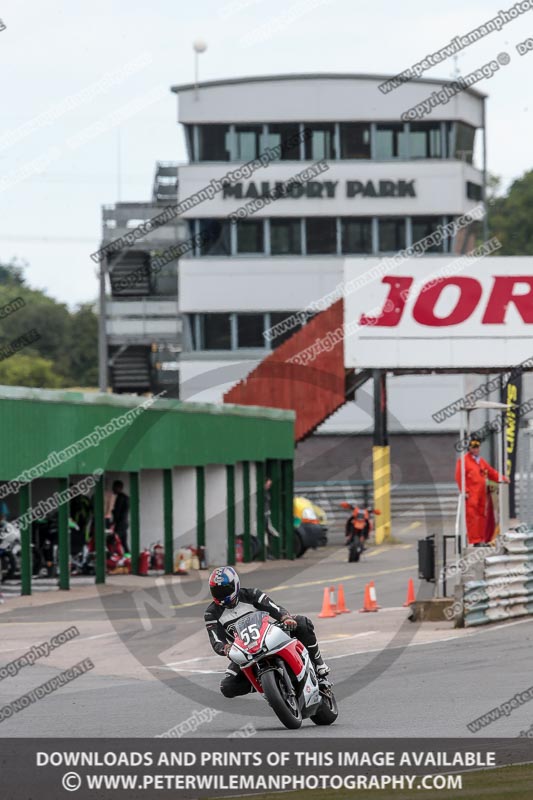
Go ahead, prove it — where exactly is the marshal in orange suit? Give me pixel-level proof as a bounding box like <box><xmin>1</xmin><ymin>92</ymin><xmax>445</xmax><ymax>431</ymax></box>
<box><xmin>455</xmin><ymin>437</ymin><xmax>509</xmax><ymax>546</ymax></box>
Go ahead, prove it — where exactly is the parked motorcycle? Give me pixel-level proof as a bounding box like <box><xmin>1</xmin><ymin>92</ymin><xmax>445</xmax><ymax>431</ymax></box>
<box><xmin>0</xmin><ymin>521</ymin><xmax>40</xmax><ymax>581</ymax></box>
<box><xmin>341</xmin><ymin>502</ymin><xmax>380</xmax><ymax>563</ymax></box>
<box><xmin>228</xmin><ymin>610</ymin><xmax>338</xmax><ymax>730</ymax></box>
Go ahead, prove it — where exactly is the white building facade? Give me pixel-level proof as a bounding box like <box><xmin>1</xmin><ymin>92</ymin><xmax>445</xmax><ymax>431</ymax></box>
<box><xmin>172</xmin><ymin>74</ymin><xmax>487</xmax><ymax>433</ymax></box>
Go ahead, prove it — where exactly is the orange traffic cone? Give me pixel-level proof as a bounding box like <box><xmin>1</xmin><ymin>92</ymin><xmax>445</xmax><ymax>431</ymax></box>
<box><xmin>360</xmin><ymin>582</ymin><xmax>379</xmax><ymax>613</ymax></box>
<box><xmin>403</xmin><ymin>578</ymin><xmax>416</xmax><ymax>607</ymax></box>
<box><xmin>329</xmin><ymin>586</ymin><xmax>338</xmax><ymax>614</ymax></box>
<box><xmin>318</xmin><ymin>587</ymin><xmax>336</xmax><ymax>618</ymax></box>
<box><xmin>336</xmin><ymin>583</ymin><xmax>351</xmax><ymax>613</ymax></box>
<box><xmin>369</xmin><ymin>580</ymin><xmax>381</xmax><ymax>610</ymax></box>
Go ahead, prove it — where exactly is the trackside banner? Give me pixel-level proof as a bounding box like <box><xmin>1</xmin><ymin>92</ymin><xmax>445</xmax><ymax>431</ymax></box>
<box><xmin>343</xmin><ymin>256</ymin><xmax>533</xmax><ymax>369</ymax></box>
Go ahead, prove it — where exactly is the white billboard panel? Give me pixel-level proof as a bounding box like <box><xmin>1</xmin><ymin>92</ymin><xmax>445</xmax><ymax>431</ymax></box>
<box><xmin>343</xmin><ymin>256</ymin><xmax>533</xmax><ymax>369</ymax></box>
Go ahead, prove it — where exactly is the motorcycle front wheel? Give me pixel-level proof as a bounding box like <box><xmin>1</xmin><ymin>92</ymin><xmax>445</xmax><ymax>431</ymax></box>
<box><xmin>261</xmin><ymin>669</ymin><xmax>302</xmax><ymax>730</ymax></box>
<box><xmin>311</xmin><ymin>689</ymin><xmax>339</xmax><ymax>725</ymax></box>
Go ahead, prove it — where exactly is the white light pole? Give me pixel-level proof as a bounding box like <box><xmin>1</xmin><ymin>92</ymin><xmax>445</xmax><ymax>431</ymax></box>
<box><xmin>193</xmin><ymin>40</ymin><xmax>207</xmax><ymax>100</ymax></box>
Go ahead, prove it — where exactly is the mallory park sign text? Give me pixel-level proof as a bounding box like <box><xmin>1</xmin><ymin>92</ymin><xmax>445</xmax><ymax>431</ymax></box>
<box><xmin>222</xmin><ymin>179</ymin><xmax>416</xmax><ymax>200</ymax></box>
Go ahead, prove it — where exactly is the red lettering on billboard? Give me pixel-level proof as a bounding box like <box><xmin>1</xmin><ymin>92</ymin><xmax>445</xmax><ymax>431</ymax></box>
<box><xmin>481</xmin><ymin>277</ymin><xmax>533</xmax><ymax>324</ymax></box>
<box><xmin>412</xmin><ymin>277</ymin><xmax>482</xmax><ymax>326</ymax></box>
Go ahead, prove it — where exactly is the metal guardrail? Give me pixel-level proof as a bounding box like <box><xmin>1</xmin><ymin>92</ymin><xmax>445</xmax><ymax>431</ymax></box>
<box><xmin>294</xmin><ymin>480</ymin><xmax>458</xmax><ymax>527</ymax></box>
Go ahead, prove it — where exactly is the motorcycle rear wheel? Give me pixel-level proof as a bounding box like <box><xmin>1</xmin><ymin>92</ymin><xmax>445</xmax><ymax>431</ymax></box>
<box><xmin>310</xmin><ymin>689</ymin><xmax>339</xmax><ymax>725</ymax></box>
<box><xmin>261</xmin><ymin>669</ymin><xmax>302</xmax><ymax>730</ymax></box>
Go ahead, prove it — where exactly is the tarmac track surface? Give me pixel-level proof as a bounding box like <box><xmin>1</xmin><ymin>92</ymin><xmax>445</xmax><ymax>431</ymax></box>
<box><xmin>1</xmin><ymin>524</ymin><xmax>532</xmax><ymax>738</ymax></box>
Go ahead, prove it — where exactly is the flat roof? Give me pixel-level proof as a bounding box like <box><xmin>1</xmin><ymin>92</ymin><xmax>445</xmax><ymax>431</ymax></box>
<box><xmin>170</xmin><ymin>72</ymin><xmax>486</xmax><ymax>100</ymax></box>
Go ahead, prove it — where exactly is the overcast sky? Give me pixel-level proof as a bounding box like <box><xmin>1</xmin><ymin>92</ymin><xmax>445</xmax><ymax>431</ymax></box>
<box><xmin>1</xmin><ymin>0</ymin><xmax>531</xmax><ymax>307</ymax></box>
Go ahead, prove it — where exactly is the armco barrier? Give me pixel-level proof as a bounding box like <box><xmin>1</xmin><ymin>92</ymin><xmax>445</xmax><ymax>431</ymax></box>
<box><xmin>463</xmin><ymin>530</ymin><xmax>533</xmax><ymax>627</ymax></box>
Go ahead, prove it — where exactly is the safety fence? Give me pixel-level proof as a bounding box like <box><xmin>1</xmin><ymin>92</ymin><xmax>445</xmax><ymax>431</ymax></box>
<box><xmin>463</xmin><ymin>529</ymin><xmax>533</xmax><ymax>627</ymax></box>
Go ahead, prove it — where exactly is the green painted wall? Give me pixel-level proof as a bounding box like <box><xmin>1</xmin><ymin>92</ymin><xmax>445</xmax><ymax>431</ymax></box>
<box><xmin>0</xmin><ymin>387</ymin><xmax>294</xmax><ymax>481</ymax></box>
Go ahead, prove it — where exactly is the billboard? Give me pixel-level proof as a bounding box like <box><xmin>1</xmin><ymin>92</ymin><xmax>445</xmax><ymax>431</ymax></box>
<box><xmin>343</xmin><ymin>256</ymin><xmax>533</xmax><ymax>369</ymax></box>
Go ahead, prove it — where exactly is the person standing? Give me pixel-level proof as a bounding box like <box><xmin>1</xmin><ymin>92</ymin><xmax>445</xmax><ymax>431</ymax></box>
<box><xmin>455</xmin><ymin>437</ymin><xmax>509</xmax><ymax>546</ymax></box>
<box><xmin>112</xmin><ymin>480</ymin><xmax>130</xmax><ymax>552</ymax></box>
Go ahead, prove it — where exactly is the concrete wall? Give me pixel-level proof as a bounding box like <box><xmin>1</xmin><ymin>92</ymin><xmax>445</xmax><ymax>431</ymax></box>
<box><xmin>139</xmin><ymin>470</ymin><xmax>164</xmax><ymax>551</ymax></box>
<box><xmin>205</xmin><ymin>464</ymin><xmax>228</xmax><ymax>565</ymax></box>
<box><xmin>172</xmin><ymin>467</ymin><xmax>197</xmax><ymax>549</ymax></box>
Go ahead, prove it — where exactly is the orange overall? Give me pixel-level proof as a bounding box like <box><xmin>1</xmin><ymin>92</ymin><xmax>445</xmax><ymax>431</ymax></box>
<box><xmin>455</xmin><ymin>453</ymin><xmax>504</xmax><ymax>545</ymax></box>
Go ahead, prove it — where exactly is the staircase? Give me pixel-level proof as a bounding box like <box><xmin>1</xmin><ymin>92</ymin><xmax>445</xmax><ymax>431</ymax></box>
<box><xmin>224</xmin><ymin>301</ymin><xmax>353</xmax><ymax>441</ymax></box>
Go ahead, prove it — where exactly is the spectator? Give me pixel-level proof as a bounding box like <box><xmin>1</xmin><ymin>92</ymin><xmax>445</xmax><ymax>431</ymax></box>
<box><xmin>264</xmin><ymin>477</ymin><xmax>280</xmax><ymax>559</ymax></box>
<box><xmin>112</xmin><ymin>480</ymin><xmax>130</xmax><ymax>552</ymax></box>
<box><xmin>104</xmin><ymin>483</ymin><xmax>115</xmax><ymax>530</ymax></box>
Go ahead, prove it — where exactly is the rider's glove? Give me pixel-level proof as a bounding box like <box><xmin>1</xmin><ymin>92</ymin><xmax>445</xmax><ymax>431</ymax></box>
<box><xmin>280</xmin><ymin>615</ymin><xmax>297</xmax><ymax>629</ymax></box>
<box><xmin>223</xmin><ymin>643</ymin><xmax>232</xmax><ymax>656</ymax></box>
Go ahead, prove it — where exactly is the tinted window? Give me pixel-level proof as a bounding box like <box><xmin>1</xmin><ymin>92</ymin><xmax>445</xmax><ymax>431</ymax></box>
<box><xmin>266</xmin><ymin>124</ymin><xmax>301</xmax><ymax>159</ymax></box>
<box><xmin>341</xmin><ymin>218</ymin><xmax>373</xmax><ymax>254</ymax></box>
<box><xmin>270</xmin><ymin>218</ymin><xmax>302</xmax><ymax>255</ymax></box>
<box><xmin>203</xmin><ymin>314</ymin><xmax>232</xmax><ymax>350</ymax></box>
<box><xmin>455</xmin><ymin>123</ymin><xmax>475</xmax><ymax>163</ymax></box>
<box><xmin>340</xmin><ymin>123</ymin><xmax>371</xmax><ymax>159</ymax></box>
<box><xmin>237</xmin><ymin>314</ymin><xmax>265</xmax><ymax>348</ymax></box>
<box><xmin>306</xmin><ymin>218</ymin><xmax>337</xmax><ymax>254</ymax></box>
<box><xmin>197</xmin><ymin>125</ymin><xmax>231</xmax><ymax>161</ymax></box>
<box><xmin>199</xmin><ymin>219</ymin><xmax>231</xmax><ymax>255</ymax></box>
<box><xmin>233</xmin><ymin>126</ymin><xmax>263</xmax><ymax>161</ymax></box>
<box><xmin>378</xmin><ymin>218</ymin><xmax>406</xmax><ymax>251</ymax></box>
<box><xmin>411</xmin><ymin>217</ymin><xmax>444</xmax><ymax>252</ymax></box>
<box><xmin>237</xmin><ymin>220</ymin><xmax>264</xmax><ymax>253</ymax></box>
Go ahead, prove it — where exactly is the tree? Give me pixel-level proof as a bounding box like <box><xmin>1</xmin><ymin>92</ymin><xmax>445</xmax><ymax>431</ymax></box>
<box><xmin>489</xmin><ymin>170</ymin><xmax>533</xmax><ymax>255</ymax></box>
<box><xmin>68</xmin><ymin>303</ymin><xmax>98</xmax><ymax>386</ymax></box>
<box><xmin>0</xmin><ymin>353</ymin><xmax>62</xmax><ymax>388</ymax></box>
<box><xmin>0</xmin><ymin>259</ymin><xmax>26</xmax><ymax>286</ymax></box>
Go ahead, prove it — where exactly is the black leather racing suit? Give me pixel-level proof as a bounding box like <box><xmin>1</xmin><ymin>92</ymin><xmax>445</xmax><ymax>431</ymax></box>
<box><xmin>204</xmin><ymin>587</ymin><xmax>324</xmax><ymax>697</ymax></box>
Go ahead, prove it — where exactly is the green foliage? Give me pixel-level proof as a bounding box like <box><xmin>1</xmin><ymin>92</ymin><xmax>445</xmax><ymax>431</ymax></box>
<box><xmin>0</xmin><ymin>259</ymin><xmax>98</xmax><ymax>388</ymax></box>
<box><xmin>488</xmin><ymin>170</ymin><xmax>533</xmax><ymax>255</ymax></box>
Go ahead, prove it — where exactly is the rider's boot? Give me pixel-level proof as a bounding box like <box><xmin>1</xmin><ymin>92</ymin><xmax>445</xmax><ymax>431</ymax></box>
<box><xmin>308</xmin><ymin>644</ymin><xmax>330</xmax><ymax>682</ymax></box>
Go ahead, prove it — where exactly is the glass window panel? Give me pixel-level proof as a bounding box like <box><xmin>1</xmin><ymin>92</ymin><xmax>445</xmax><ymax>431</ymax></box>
<box><xmin>265</xmin><ymin>123</ymin><xmax>301</xmax><ymax>160</ymax></box>
<box><xmin>237</xmin><ymin>314</ymin><xmax>265</xmax><ymax>348</ymax></box>
<box><xmin>411</xmin><ymin>217</ymin><xmax>445</xmax><ymax>252</ymax></box>
<box><xmin>455</xmin><ymin>123</ymin><xmax>475</xmax><ymax>163</ymax></box>
<box><xmin>303</xmin><ymin>124</ymin><xmax>336</xmax><ymax>160</ymax></box>
<box><xmin>375</xmin><ymin>124</ymin><xmax>409</xmax><ymax>159</ymax></box>
<box><xmin>339</xmin><ymin>123</ymin><xmax>371</xmax><ymax>159</ymax></box>
<box><xmin>378</xmin><ymin>218</ymin><xmax>406</xmax><ymax>252</ymax></box>
<box><xmin>197</xmin><ymin>125</ymin><xmax>231</xmax><ymax>161</ymax></box>
<box><xmin>305</xmin><ymin>218</ymin><xmax>337</xmax><ymax>254</ymax></box>
<box><xmin>203</xmin><ymin>314</ymin><xmax>232</xmax><ymax>350</ymax></box>
<box><xmin>234</xmin><ymin>125</ymin><xmax>262</xmax><ymax>161</ymax></box>
<box><xmin>237</xmin><ymin>220</ymin><xmax>264</xmax><ymax>254</ymax></box>
<box><xmin>409</xmin><ymin>122</ymin><xmax>442</xmax><ymax>158</ymax></box>
<box><xmin>270</xmin><ymin>311</ymin><xmax>302</xmax><ymax>348</ymax></box>
<box><xmin>341</xmin><ymin>218</ymin><xmax>373</xmax><ymax>254</ymax></box>
<box><xmin>198</xmin><ymin>219</ymin><xmax>231</xmax><ymax>255</ymax></box>
<box><xmin>270</xmin><ymin>218</ymin><xmax>302</xmax><ymax>255</ymax></box>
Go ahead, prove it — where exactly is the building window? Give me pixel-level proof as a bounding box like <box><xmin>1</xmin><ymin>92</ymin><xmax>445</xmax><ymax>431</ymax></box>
<box><xmin>269</xmin><ymin>311</ymin><xmax>303</xmax><ymax>348</ymax></box>
<box><xmin>455</xmin><ymin>123</ymin><xmax>475</xmax><ymax>163</ymax></box>
<box><xmin>375</xmin><ymin>124</ymin><xmax>409</xmax><ymax>159</ymax></box>
<box><xmin>203</xmin><ymin>314</ymin><xmax>232</xmax><ymax>350</ymax></box>
<box><xmin>266</xmin><ymin>123</ymin><xmax>301</xmax><ymax>159</ymax></box>
<box><xmin>270</xmin><ymin>218</ymin><xmax>302</xmax><ymax>255</ymax></box>
<box><xmin>408</xmin><ymin>122</ymin><xmax>442</xmax><ymax>158</ymax></box>
<box><xmin>411</xmin><ymin>217</ymin><xmax>445</xmax><ymax>252</ymax></box>
<box><xmin>339</xmin><ymin>123</ymin><xmax>371</xmax><ymax>159</ymax></box>
<box><xmin>237</xmin><ymin>220</ymin><xmax>264</xmax><ymax>253</ymax></box>
<box><xmin>197</xmin><ymin>124</ymin><xmax>231</xmax><ymax>161</ymax></box>
<box><xmin>198</xmin><ymin>219</ymin><xmax>231</xmax><ymax>255</ymax></box>
<box><xmin>150</xmin><ymin>261</ymin><xmax>177</xmax><ymax>295</ymax></box>
<box><xmin>305</xmin><ymin>217</ymin><xmax>337</xmax><ymax>254</ymax></box>
<box><xmin>236</xmin><ymin>314</ymin><xmax>265</xmax><ymax>348</ymax></box>
<box><xmin>303</xmin><ymin>124</ymin><xmax>336</xmax><ymax>160</ymax></box>
<box><xmin>378</xmin><ymin>218</ymin><xmax>406</xmax><ymax>251</ymax></box>
<box><xmin>232</xmin><ymin>125</ymin><xmax>263</xmax><ymax>161</ymax></box>
<box><xmin>341</xmin><ymin>218</ymin><xmax>373</xmax><ymax>254</ymax></box>
<box><xmin>466</xmin><ymin>181</ymin><xmax>482</xmax><ymax>201</ymax></box>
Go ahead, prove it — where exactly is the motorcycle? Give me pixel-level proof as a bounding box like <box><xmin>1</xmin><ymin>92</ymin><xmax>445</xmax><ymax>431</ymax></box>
<box><xmin>0</xmin><ymin>521</ymin><xmax>40</xmax><ymax>581</ymax></box>
<box><xmin>341</xmin><ymin>502</ymin><xmax>380</xmax><ymax>563</ymax></box>
<box><xmin>228</xmin><ymin>610</ymin><xmax>338</xmax><ymax>730</ymax></box>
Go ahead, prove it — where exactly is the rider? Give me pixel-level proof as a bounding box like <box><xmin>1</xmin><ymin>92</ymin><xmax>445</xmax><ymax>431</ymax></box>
<box><xmin>205</xmin><ymin>566</ymin><xmax>330</xmax><ymax>698</ymax></box>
